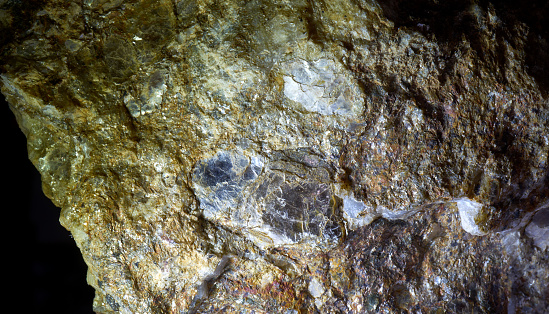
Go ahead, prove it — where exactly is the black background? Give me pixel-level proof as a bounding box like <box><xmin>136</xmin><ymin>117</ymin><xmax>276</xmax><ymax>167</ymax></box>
<box><xmin>2</xmin><ymin>95</ymin><xmax>95</xmax><ymax>313</ymax></box>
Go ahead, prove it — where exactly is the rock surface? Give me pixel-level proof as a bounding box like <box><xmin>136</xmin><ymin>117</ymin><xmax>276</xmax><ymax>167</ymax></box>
<box><xmin>1</xmin><ymin>0</ymin><xmax>548</xmax><ymax>312</ymax></box>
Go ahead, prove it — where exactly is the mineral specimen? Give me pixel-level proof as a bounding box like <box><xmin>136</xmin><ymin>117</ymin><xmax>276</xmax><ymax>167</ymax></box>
<box><xmin>1</xmin><ymin>0</ymin><xmax>548</xmax><ymax>312</ymax></box>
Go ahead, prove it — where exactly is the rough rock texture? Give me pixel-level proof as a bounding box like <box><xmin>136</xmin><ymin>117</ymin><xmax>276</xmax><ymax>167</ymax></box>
<box><xmin>1</xmin><ymin>0</ymin><xmax>548</xmax><ymax>312</ymax></box>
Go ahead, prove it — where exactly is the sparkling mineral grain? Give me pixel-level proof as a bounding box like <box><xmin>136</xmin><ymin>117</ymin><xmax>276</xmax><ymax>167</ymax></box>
<box><xmin>2</xmin><ymin>0</ymin><xmax>548</xmax><ymax>312</ymax></box>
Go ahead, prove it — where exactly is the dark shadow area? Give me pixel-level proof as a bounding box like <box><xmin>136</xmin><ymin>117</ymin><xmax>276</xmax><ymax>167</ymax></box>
<box><xmin>0</xmin><ymin>0</ymin><xmax>47</xmax><ymax>51</ymax></box>
<box><xmin>377</xmin><ymin>0</ymin><xmax>549</xmax><ymax>96</ymax></box>
<box><xmin>2</xmin><ymin>95</ymin><xmax>95</xmax><ymax>313</ymax></box>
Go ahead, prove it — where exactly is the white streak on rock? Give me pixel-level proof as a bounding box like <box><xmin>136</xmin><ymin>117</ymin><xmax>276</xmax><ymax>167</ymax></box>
<box><xmin>308</xmin><ymin>277</ymin><xmax>325</xmax><ymax>299</ymax></box>
<box><xmin>282</xmin><ymin>58</ymin><xmax>362</xmax><ymax>116</ymax></box>
<box><xmin>342</xmin><ymin>195</ymin><xmax>377</xmax><ymax>229</ymax></box>
<box><xmin>456</xmin><ymin>198</ymin><xmax>486</xmax><ymax>236</ymax></box>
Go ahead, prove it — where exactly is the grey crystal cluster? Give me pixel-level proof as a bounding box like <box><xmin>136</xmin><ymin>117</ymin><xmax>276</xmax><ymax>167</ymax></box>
<box><xmin>1</xmin><ymin>0</ymin><xmax>548</xmax><ymax>312</ymax></box>
<box><xmin>193</xmin><ymin>150</ymin><xmax>340</xmax><ymax>247</ymax></box>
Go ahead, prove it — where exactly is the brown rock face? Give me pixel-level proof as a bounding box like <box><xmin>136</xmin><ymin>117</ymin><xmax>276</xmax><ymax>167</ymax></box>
<box><xmin>1</xmin><ymin>0</ymin><xmax>548</xmax><ymax>312</ymax></box>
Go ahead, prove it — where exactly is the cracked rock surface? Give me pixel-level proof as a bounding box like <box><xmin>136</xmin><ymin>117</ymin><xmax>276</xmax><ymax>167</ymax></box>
<box><xmin>1</xmin><ymin>0</ymin><xmax>548</xmax><ymax>312</ymax></box>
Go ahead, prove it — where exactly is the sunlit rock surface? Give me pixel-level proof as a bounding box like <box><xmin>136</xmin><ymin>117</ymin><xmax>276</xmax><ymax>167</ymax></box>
<box><xmin>1</xmin><ymin>0</ymin><xmax>548</xmax><ymax>312</ymax></box>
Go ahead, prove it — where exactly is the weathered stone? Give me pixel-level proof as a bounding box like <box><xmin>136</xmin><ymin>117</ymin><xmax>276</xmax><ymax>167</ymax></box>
<box><xmin>1</xmin><ymin>0</ymin><xmax>548</xmax><ymax>312</ymax></box>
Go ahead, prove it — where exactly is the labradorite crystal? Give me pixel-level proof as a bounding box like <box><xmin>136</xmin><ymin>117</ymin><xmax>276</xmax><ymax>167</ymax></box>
<box><xmin>2</xmin><ymin>0</ymin><xmax>548</xmax><ymax>312</ymax></box>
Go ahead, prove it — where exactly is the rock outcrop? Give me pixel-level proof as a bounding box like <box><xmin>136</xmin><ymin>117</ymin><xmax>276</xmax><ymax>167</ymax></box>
<box><xmin>2</xmin><ymin>0</ymin><xmax>548</xmax><ymax>312</ymax></box>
